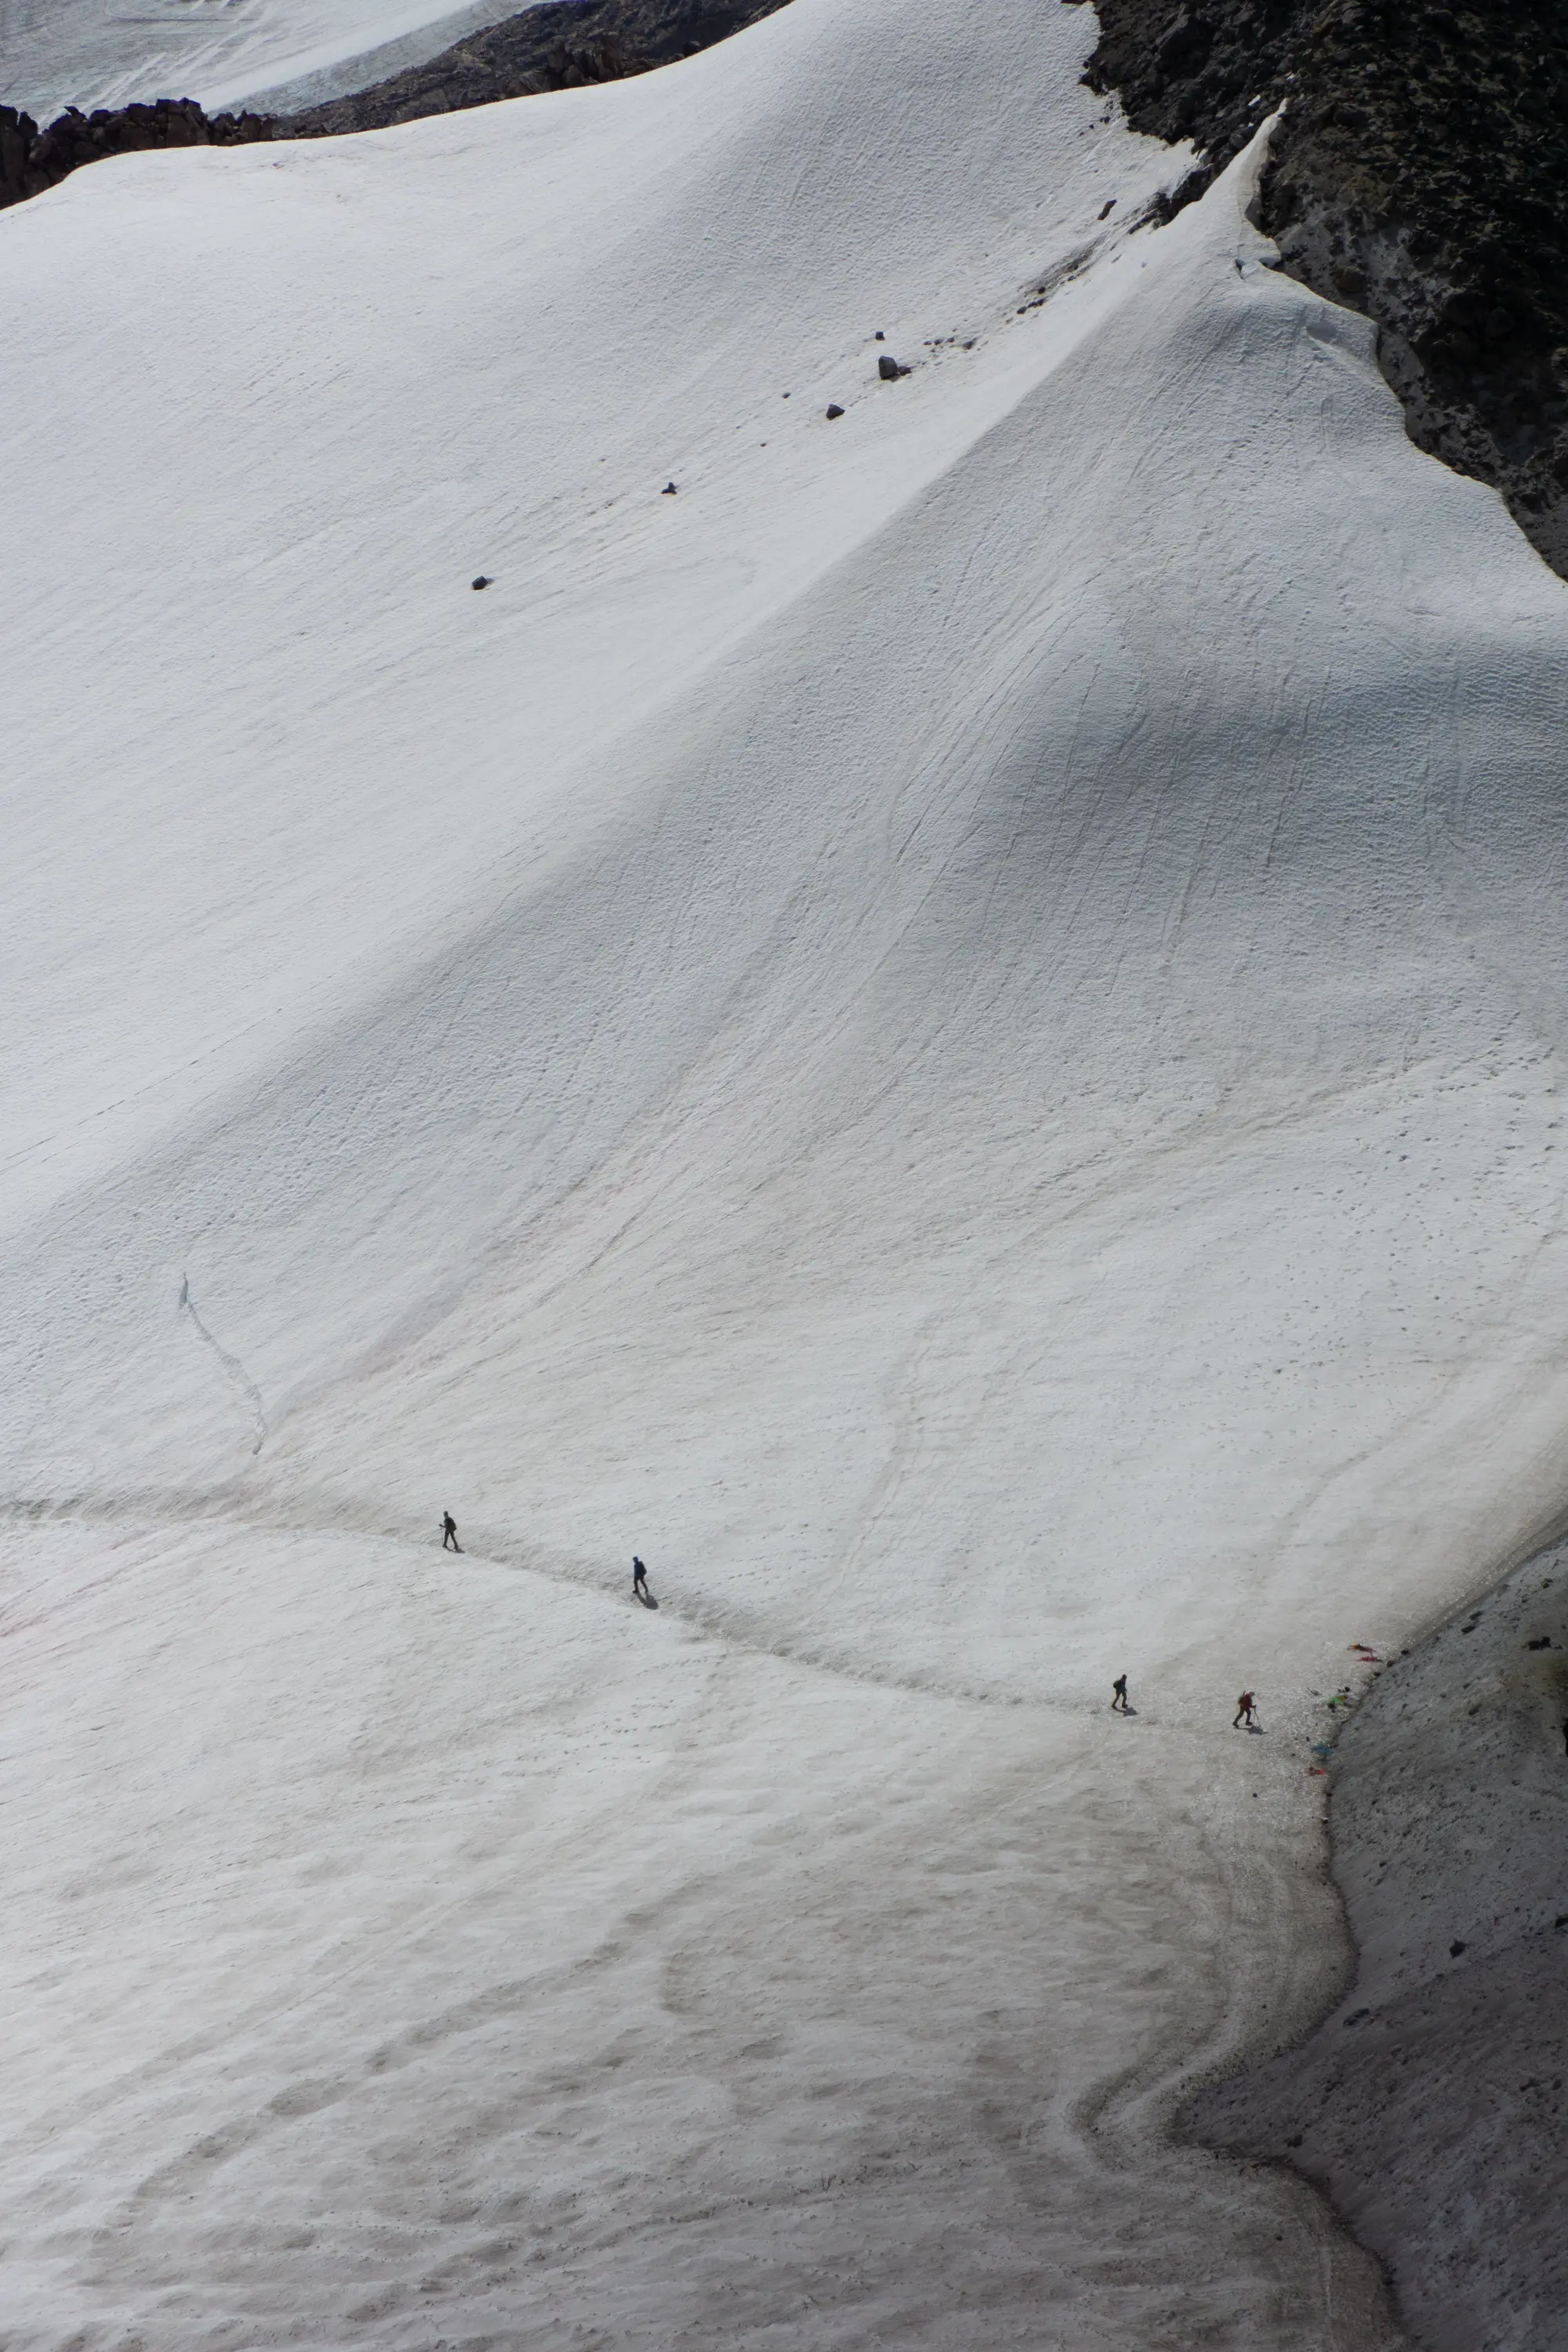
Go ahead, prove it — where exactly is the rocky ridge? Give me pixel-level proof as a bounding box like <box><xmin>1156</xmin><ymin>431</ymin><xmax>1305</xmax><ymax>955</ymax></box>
<box><xmin>0</xmin><ymin>0</ymin><xmax>789</xmax><ymax>216</ymax></box>
<box><xmin>0</xmin><ymin>97</ymin><xmax>274</xmax><ymax>212</ymax></box>
<box><xmin>277</xmin><ymin>0</ymin><xmax>790</xmax><ymax>135</ymax></box>
<box><xmin>1075</xmin><ymin>0</ymin><xmax>1568</xmax><ymax>578</ymax></box>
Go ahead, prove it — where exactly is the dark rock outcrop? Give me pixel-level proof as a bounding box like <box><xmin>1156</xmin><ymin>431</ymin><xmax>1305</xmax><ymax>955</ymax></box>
<box><xmin>274</xmin><ymin>0</ymin><xmax>792</xmax><ymax>136</ymax></box>
<box><xmin>0</xmin><ymin>96</ymin><xmax>273</xmax><ymax>212</ymax></box>
<box><xmin>1075</xmin><ymin>0</ymin><xmax>1568</xmax><ymax>578</ymax></box>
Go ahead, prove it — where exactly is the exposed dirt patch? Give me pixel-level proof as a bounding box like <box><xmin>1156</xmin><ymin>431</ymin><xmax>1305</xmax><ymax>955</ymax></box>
<box><xmin>1186</xmin><ymin>1545</ymin><xmax>1568</xmax><ymax>2351</ymax></box>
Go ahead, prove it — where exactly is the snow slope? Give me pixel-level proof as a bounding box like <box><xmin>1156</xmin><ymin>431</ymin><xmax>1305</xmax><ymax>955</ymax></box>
<box><xmin>2</xmin><ymin>0</ymin><xmax>1567</xmax><ymax>2340</ymax></box>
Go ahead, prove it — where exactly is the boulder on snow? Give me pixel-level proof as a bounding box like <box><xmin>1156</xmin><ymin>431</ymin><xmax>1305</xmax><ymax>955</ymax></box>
<box><xmin>826</xmin><ymin>403</ymin><xmax>844</xmax><ymax>418</ymax></box>
<box><xmin>877</xmin><ymin>354</ymin><xmax>909</xmax><ymax>381</ymax></box>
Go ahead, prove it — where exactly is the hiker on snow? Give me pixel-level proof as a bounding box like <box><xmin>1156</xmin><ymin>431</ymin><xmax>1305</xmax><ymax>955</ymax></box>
<box><xmin>633</xmin><ymin>1555</ymin><xmax>649</xmax><ymax>1599</ymax></box>
<box><xmin>441</xmin><ymin>1512</ymin><xmax>461</xmax><ymax>1553</ymax></box>
<box><xmin>1233</xmin><ymin>1690</ymin><xmax>1256</xmax><ymax>1729</ymax></box>
<box><xmin>1111</xmin><ymin>1674</ymin><xmax>1131</xmax><ymax>1713</ymax></box>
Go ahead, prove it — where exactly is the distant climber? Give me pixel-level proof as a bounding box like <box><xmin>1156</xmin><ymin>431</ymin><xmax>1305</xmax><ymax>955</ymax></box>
<box><xmin>1233</xmin><ymin>1690</ymin><xmax>1256</xmax><ymax>1730</ymax></box>
<box><xmin>441</xmin><ymin>1512</ymin><xmax>461</xmax><ymax>1552</ymax></box>
<box><xmin>1111</xmin><ymin>1674</ymin><xmax>1131</xmax><ymax>1713</ymax></box>
<box><xmin>633</xmin><ymin>1555</ymin><xmax>649</xmax><ymax>1599</ymax></box>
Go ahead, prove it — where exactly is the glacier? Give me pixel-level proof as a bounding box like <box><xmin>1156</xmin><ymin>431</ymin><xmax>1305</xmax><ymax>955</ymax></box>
<box><xmin>2</xmin><ymin>0</ymin><xmax>1566</xmax><ymax>2342</ymax></box>
<box><xmin>0</xmin><ymin>0</ymin><xmax>521</xmax><ymax>121</ymax></box>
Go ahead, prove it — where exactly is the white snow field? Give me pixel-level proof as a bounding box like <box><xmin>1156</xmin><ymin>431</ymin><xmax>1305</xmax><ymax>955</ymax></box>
<box><xmin>0</xmin><ymin>0</ymin><xmax>524</xmax><ymax>122</ymax></box>
<box><xmin>2</xmin><ymin>0</ymin><xmax>1567</xmax><ymax>2343</ymax></box>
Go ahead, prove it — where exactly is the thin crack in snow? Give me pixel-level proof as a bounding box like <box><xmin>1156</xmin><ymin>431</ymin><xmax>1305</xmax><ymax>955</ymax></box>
<box><xmin>178</xmin><ymin>1277</ymin><xmax>267</xmax><ymax>1457</ymax></box>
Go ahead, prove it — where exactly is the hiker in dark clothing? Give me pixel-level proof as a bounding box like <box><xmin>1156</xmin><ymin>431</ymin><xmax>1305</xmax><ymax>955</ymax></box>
<box><xmin>1111</xmin><ymin>1674</ymin><xmax>1131</xmax><ymax>1713</ymax></box>
<box><xmin>441</xmin><ymin>1512</ymin><xmax>461</xmax><ymax>1553</ymax></box>
<box><xmin>632</xmin><ymin>1555</ymin><xmax>649</xmax><ymax>1599</ymax></box>
<box><xmin>1233</xmin><ymin>1690</ymin><xmax>1256</xmax><ymax>1729</ymax></box>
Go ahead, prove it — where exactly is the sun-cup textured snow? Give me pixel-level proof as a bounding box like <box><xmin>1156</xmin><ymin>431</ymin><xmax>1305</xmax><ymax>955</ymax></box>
<box><xmin>1</xmin><ymin>0</ymin><xmax>1566</xmax><ymax>2341</ymax></box>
